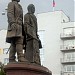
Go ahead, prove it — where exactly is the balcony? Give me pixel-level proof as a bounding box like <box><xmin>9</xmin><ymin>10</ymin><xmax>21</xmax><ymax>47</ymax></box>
<box><xmin>60</xmin><ymin>45</ymin><xmax>75</xmax><ymax>52</ymax></box>
<box><xmin>61</xmin><ymin>71</ymin><xmax>75</xmax><ymax>75</ymax></box>
<box><xmin>61</xmin><ymin>58</ymin><xmax>75</xmax><ymax>64</ymax></box>
<box><xmin>60</xmin><ymin>33</ymin><xmax>75</xmax><ymax>40</ymax></box>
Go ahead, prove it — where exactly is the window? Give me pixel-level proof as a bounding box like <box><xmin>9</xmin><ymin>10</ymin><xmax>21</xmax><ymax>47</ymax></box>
<box><xmin>73</xmin><ymin>28</ymin><xmax>75</xmax><ymax>35</ymax></box>
<box><xmin>4</xmin><ymin>58</ymin><xmax>9</xmax><ymax>65</ymax></box>
<box><xmin>64</xmin><ymin>65</ymin><xmax>75</xmax><ymax>72</ymax></box>
<box><xmin>64</xmin><ymin>40</ymin><xmax>75</xmax><ymax>47</ymax></box>
<box><xmin>64</xmin><ymin>52</ymin><xmax>75</xmax><ymax>61</ymax></box>
<box><xmin>3</xmin><ymin>48</ymin><xmax>9</xmax><ymax>54</ymax></box>
<box><xmin>67</xmin><ymin>66</ymin><xmax>71</xmax><ymax>72</ymax></box>
<box><xmin>63</xmin><ymin>27</ymin><xmax>75</xmax><ymax>36</ymax></box>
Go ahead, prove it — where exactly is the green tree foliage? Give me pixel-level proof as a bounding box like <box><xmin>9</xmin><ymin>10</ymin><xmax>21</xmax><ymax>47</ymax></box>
<box><xmin>0</xmin><ymin>62</ymin><xmax>6</xmax><ymax>75</ymax></box>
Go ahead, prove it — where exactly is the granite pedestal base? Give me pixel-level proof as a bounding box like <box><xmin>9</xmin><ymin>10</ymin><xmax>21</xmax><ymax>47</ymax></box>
<box><xmin>4</xmin><ymin>63</ymin><xmax>52</xmax><ymax>75</ymax></box>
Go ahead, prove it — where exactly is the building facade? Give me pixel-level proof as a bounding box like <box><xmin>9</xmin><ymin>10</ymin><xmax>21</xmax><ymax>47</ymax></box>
<box><xmin>0</xmin><ymin>30</ymin><xmax>10</xmax><ymax>65</ymax></box>
<box><xmin>60</xmin><ymin>22</ymin><xmax>75</xmax><ymax>75</ymax></box>
<box><xmin>37</xmin><ymin>11</ymin><xmax>75</xmax><ymax>75</ymax></box>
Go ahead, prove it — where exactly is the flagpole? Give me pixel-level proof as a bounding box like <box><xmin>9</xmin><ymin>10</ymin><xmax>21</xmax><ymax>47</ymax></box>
<box><xmin>52</xmin><ymin>0</ymin><xmax>55</xmax><ymax>11</ymax></box>
<box><xmin>53</xmin><ymin>7</ymin><xmax>55</xmax><ymax>11</ymax></box>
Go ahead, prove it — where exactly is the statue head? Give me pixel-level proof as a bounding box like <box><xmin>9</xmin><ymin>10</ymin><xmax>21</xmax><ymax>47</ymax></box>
<box><xmin>12</xmin><ymin>0</ymin><xmax>20</xmax><ymax>2</ymax></box>
<box><xmin>27</xmin><ymin>4</ymin><xmax>35</xmax><ymax>14</ymax></box>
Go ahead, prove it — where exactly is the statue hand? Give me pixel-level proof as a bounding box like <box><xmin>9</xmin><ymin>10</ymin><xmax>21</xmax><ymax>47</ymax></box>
<box><xmin>11</xmin><ymin>23</ymin><xmax>16</xmax><ymax>30</ymax></box>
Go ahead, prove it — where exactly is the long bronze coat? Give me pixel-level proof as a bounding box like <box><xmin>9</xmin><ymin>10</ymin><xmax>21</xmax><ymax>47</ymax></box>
<box><xmin>24</xmin><ymin>13</ymin><xmax>41</xmax><ymax>64</ymax></box>
<box><xmin>24</xmin><ymin>13</ymin><xmax>38</xmax><ymax>40</ymax></box>
<box><xmin>6</xmin><ymin>1</ymin><xmax>23</xmax><ymax>43</ymax></box>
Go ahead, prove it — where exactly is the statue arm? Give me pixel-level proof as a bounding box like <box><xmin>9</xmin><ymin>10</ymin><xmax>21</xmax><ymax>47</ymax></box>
<box><xmin>24</xmin><ymin>14</ymin><xmax>30</xmax><ymax>34</ymax></box>
<box><xmin>7</xmin><ymin>2</ymin><xmax>16</xmax><ymax>25</ymax></box>
<box><xmin>36</xmin><ymin>18</ymin><xmax>39</xmax><ymax>38</ymax></box>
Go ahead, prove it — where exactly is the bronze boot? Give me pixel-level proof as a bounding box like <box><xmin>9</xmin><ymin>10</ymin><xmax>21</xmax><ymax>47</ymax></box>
<box><xmin>9</xmin><ymin>45</ymin><xmax>16</xmax><ymax>62</ymax></box>
<box><xmin>18</xmin><ymin>54</ymin><xmax>28</xmax><ymax>62</ymax></box>
<box><xmin>16</xmin><ymin>43</ymin><xmax>28</xmax><ymax>62</ymax></box>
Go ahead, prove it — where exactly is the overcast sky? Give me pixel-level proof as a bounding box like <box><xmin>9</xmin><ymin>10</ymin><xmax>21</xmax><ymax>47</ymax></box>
<box><xmin>0</xmin><ymin>0</ymin><xmax>75</xmax><ymax>30</ymax></box>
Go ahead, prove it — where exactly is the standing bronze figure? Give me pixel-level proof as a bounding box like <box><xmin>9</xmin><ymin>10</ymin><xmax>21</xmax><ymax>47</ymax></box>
<box><xmin>6</xmin><ymin>0</ymin><xmax>26</xmax><ymax>62</ymax></box>
<box><xmin>24</xmin><ymin>4</ymin><xmax>41</xmax><ymax>65</ymax></box>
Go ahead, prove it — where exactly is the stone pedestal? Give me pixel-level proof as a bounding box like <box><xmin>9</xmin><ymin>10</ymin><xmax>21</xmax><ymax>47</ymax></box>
<box><xmin>4</xmin><ymin>63</ymin><xmax>52</xmax><ymax>75</ymax></box>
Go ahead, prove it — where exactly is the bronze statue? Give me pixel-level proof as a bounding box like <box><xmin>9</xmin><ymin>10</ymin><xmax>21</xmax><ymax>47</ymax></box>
<box><xmin>6</xmin><ymin>0</ymin><xmax>27</xmax><ymax>62</ymax></box>
<box><xmin>23</xmin><ymin>4</ymin><xmax>42</xmax><ymax>65</ymax></box>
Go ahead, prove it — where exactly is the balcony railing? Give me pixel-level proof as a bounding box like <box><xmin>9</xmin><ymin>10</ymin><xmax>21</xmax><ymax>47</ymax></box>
<box><xmin>60</xmin><ymin>33</ymin><xmax>75</xmax><ymax>40</ymax></box>
<box><xmin>61</xmin><ymin>71</ymin><xmax>75</xmax><ymax>75</ymax></box>
<box><xmin>60</xmin><ymin>45</ymin><xmax>75</xmax><ymax>52</ymax></box>
<box><xmin>60</xmin><ymin>58</ymin><xmax>75</xmax><ymax>64</ymax></box>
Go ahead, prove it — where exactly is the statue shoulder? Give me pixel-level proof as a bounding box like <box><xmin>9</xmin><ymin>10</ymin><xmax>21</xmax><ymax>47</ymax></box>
<box><xmin>8</xmin><ymin>2</ymin><xmax>15</xmax><ymax>7</ymax></box>
<box><xmin>24</xmin><ymin>13</ymin><xmax>30</xmax><ymax>18</ymax></box>
<box><xmin>8</xmin><ymin>2</ymin><xmax>14</xmax><ymax>5</ymax></box>
<box><xmin>18</xmin><ymin>4</ymin><xmax>22</xmax><ymax>8</ymax></box>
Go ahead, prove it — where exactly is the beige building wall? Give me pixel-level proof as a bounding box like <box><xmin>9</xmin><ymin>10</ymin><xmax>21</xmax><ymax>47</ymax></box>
<box><xmin>0</xmin><ymin>48</ymin><xmax>3</xmax><ymax>54</ymax></box>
